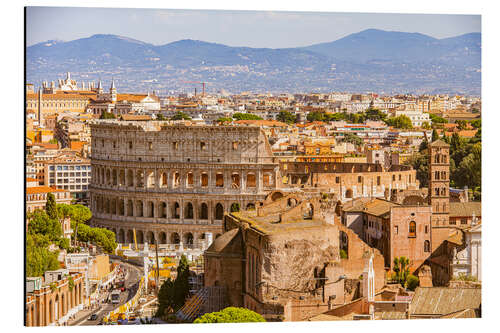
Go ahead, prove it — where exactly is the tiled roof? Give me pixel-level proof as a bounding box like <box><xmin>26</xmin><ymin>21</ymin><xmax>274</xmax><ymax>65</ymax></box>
<box><xmin>234</xmin><ymin>120</ymin><xmax>289</xmax><ymax>127</ymax></box>
<box><xmin>344</xmin><ymin>198</ymin><xmax>399</xmax><ymax>218</ymax></box>
<box><xmin>449</xmin><ymin>202</ymin><xmax>481</xmax><ymax>217</ymax></box>
<box><xmin>120</xmin><ymin>114</ymin><xmax>152</xmax><ymax>121</ymax></box>
<box><xmin>26</xmin><ymin>186</ymin><xmax>67</xmax><ymax>194</ymax></box>
<box><xmin>70</xmin><ymin>141</ymin><xmax>86</xmax><ymax>151</ymax></box>
<box><xmin>429</xmin><ymin>139</ymin><xmax>449</xmax><ymax>147</ymax></box>
<box><xmin>410</xmin><ymin>287</ymin><xmax>481</xmax><ymax>316</ymax></box>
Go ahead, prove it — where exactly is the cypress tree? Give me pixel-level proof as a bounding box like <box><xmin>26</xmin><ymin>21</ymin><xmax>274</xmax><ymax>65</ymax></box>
<box><xmin>432</xmin><ymin>129</ymin><xmax>439</xmax><ymax>142</ymax></box>
<box><xmin>45</xmin><ymin>192</ymin><xmax>58</xmax><ymax>220</ymax></box>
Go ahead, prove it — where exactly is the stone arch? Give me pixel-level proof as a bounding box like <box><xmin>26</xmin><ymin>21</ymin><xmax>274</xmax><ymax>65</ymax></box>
<box><xmin>147</xmin><ymin>171</ymin><xmax>155</xmax><ymax>188</ymax></box>
<box><xmin>270</xmin><ymin>191</ymin><xmax>284</xmax><ymax>201</ymax></box>
<box><xmin>61</xmin><ymin>293</ymin><xmax>66</xmax><ymax>317</ymax></box>
<box><xmin>215</xmin><ymin>172</ymin><xmax>224</xmax><ymax>187</ymax></box>
<box><xmin>127</xmin><ymin>230</ymin><xmax>134</xmax><ymax>243</ymax></box>
<box><xmin>159</xmin><ymin>232</ymin><xmax>167</xmax><ymax>244</ymax></box>
<box><xmin>118</xmin><ymin>199</ymin><xmax>125</xmax><ymax>215</ymax></box>
<box><xmin>230</xmin><ymin>202</ymin><xmax>240</xmax><ymax>212</ymax></box>
<box><xmin>54</xmin><ymin>293</ymin><xmax>59</xmax><ymax>321</ymax></box>
<box><xmin>136</xmin><ymin>200</ymin><xmax>143</xmax><ymax>217</ymax></box>
<box><xmin>172</xmin><ymin>202</ymin><xmax>180</xmax><ymax>219</ymax></box>
<box><xmin>171</xmin><ymin>232</ymin><xmax>180</xmax><ymax>244</ymax></box>
<box><xmin>183</xmin><ymin>232</ymin><xmax>194</xmax><ymax>245</ymax></box>
<box><xmin>215</xmin><ymin>233</ymin><xmax>222</xmax><ymax>239</ymax></box>
<box><xmin>345</xmin><ymin>189</ymin><xmax>353</xmax><ymax>199</ymax></box>
<box><xmin>214</xmin><ymin>203</ymin><xmax>224</xmax><ymax>220</ymax></box>
<box><xmin>104</xmin><ymin>198</ymin><xmax>110</xmax><ymax>214</ymax></box>
<box><xmin>158</xmin><ymin>202</ymin><xmax>167</xmax><ymax>218</ymax></box>
<box><xmin>48</xmin><ymin>299</ymin><xmax>53</xmax><ymax>324</ymax></box>
<box><xmin>201</xmin><ymin>173</ymin><xmax>209</xmax><ymax>187</ymax></box>
<box><xmin>185</xmin><ymin>202</ymin><xmax>194</xmax><ymax>219</ymax></box>
<box><xmin>186</xmin><ymin>172</ymin><xmax>194</xmax><ymax>187</ymax></box>
<box><xmin>200</xmin><ymin>203</ymin><xmax>208</xmax><ymax>219</ymax></box>
<box><xmin>424</xmin><ymin>240</ymin><xmax>431</xmax><ymax>252</ymax></box>
<box><xmin>127</xmin><ymin>170</ymin><xmax>134</xmax><ymax>187</ymax></box>
<box><xmin>160</xmin><ymin>172</ymin><xmax>168</xmax><ymax>188</ymax></box>
<box><xmin>136</xmin><ymin>230</ymin><xmax>144</xmax><ymax>244</ymax></box>
<box><xmin>231</xmin><ymin>173</ymin><xmax>240</xmax><ymax>188</ymax></box>
<box><xmin>146</xmin><ymin>201</ymin><xmax>154</xmax><ymax>218</ymax></box>
<box><xmin>127</xmin><ymin>200</ymin><xmax>134</xmax><ymax>216</ymax></box>
<box><xmin>303</xmin><ymin>202</ymin><xmax>314</xmax><ymax>220</ymax></box>
<box><xmin>136</xmin><ymin>170</ymin><xmax>144</xmax><ymax>188</ymax></box>
<box><xmin>106</xmin><ymin>169</ymin><xmax>111</xmax><ymax>185</ymax></box>
<box><xmin>246</xmin><ymin>203</ymin><xmax>256</xmax><ymax>210</ymax></box>
<box><xmin>173</xmin><ymin>172</ymin><xmax>180</xmax><ymax>188</ymax></box>
<box><xmin>146</xmin><ymin>231</ymin><xmax>155</xmax><ymax>244</ymax></box>
<box><xmin>287</xmin><ymin>197</ymin><xmax>297</xmax><ymax>208</ymax></box>
<box><xmin>112</xmin><ymin>169</ymin><xmax>117</xmax><ymax>186</ymax></box>
<box><xmin>110</xmin><ymin>198</ymin><xmax>117</xmax><ymax>215</ymax></box>
<box><xmin>119</xmin><ymin>169</ymin><xmax>125</xmax><ymax>186</ymax></box>
<box><xmin>118</xmin><ymin>229</ymin><xmax>125</xmax><ymax>243</ymax></box>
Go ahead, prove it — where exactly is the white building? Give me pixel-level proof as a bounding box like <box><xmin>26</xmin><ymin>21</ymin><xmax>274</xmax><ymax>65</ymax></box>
<box><xmin>450</xmin><ymin>221</ymin><xmax>481</xmax><ymax>282</ymax></box>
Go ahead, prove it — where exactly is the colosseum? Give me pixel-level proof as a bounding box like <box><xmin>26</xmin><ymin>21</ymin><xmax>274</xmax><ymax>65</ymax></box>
<box><xmin>89</xmin><ymin>120</ymin><xmax>279</xmax><ymax>248</ymax></box>
<box><xmin>89</xmin><ymin>120</ymin><xmax>420</xmax><ymax>248</ymax></box>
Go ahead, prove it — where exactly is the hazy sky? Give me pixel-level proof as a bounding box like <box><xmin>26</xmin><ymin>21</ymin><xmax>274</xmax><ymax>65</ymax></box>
<box><xmin>26</xmin><ymin>7</ymin><xmax>481</xmax><ymax>48</ymax></box>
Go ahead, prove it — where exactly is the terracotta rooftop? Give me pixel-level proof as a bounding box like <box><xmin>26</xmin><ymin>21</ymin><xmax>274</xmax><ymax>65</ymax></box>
<box><xmin>234</xmin><ymin>120</ymin><xmax>289</xmax><ymax>127</ymax></box>
<box><xmin>343</xmin><ymin>198</ymin><xmax>400</xmax><ymax>218</ymax></box>
<box><xmin>26</xmin><ymin>186</ymin><xmax>67</xmax><ymax>195</ymax></box>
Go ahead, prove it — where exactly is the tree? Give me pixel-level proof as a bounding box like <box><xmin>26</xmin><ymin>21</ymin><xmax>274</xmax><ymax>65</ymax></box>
<box><xmin>156</xmin><ymin>278</ymin><xmax>175</xmax><ymax>317</ymax></box>
<box><xmin>194</xmin><ymin>307</ymin><xmax>266</xmax><ymax>323</ymax></box>
<box><xmin>216</xmin><ymin>117</ymin><xmax>232</xmax><ymax>124</ymax></box>
<box><xmin>306</xmin><ymin>111</ymin><xmax>324</xmax><ymax>122</ymax></box>
<box><xmin>276</xmin><ymin>110</ymin><xmax>296</xmax><ymax>124</ymax></box>
<box><xmin>406</xmin><ymin>274</ymin><xmax>419</xmax><ymax>291</ymax></box>
<box><xmin>26</xmin><ymin>233</ymin><xmax>60</xmax><ymax>277</ymax></box>
<box><xmin>421</xmin><ymin>122</ymin><xmax>431</xmax><ymax>130</ymax></box>
<box><xmin>171</xmin><ymin>111</ymin><xmax>192</xmax><ymax>120</ymax></box>
<box><xmin>386</xmin><ymin>115</ymin><xmax>413</xmax><ymax>129</ymax></box>
<box><xmin>156</xmin><ymin>113</ymin><xmax>165</xmax><ymax>121</ymax></box>
<box><xmin>392</xmin><ymin>256</ymin><xmax>410</xmax><ymax>287</ymax></box>
<box><xmin>173</xmin><ymin>255</ymin><xmax>190</xmax><ymax>309</ymax></box>
<box><xmin>365</xmin><ymin>107</ymin><xmax>387</xmax><ymax>122</ymax></box>
<box><xmin>456</xmin><ymin>120</ymin><xmax>468</xmax><ymax>130</ymax></box>
<box><xmin>343</xmin><ymin>133</ymin><xmax>363</xmax><ymax>147</ymax></box>
<box><xmin>100</xmin><ymin>111</ymin><xmax>115</xmax><ymax>119</ymax></box>
<box><xmin>432</xmin><ymin>129</ymin><xmax>439</xmax><ymax>142</ymax></box>
<box><xmin>232</xmin><ymin>113</ymin><xmax>262</xmax><ymax>121</ymax></box>
<box><xmin>470</xmin><ymin>119</ymin><xmax>481</xmax><ymax>129</ymax></box>
<box><xmin>45</xmin><ymin>193</ymin><xmax>58</xmax><ymax>220</ymax></box>
<box><xmin>28</xmin><ymin>210</ymin><xmax>62</xmax><ymax>241</ymax></box>
<box><xmin>429</xmin><ymin>113</ymin><xmax>447</xmax><ymax>124</ymax></box>
<box><xmin>75</xmin><ymin>223</ymin><xmax>117</xmax><ymax>253</ymax></box>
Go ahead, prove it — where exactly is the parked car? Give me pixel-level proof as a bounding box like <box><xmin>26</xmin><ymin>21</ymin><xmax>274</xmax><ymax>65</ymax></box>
<box><xmin>88</xmin><ymin>314</ymin><xmax>98</xmax><ymax>321</ymax></box>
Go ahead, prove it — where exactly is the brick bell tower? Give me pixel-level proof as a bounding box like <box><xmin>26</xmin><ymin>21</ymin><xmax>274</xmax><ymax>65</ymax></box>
<box><xmin>428</xmin><ymin>139</ymin><xmax>451</xmax><ymax>252</ymax></box>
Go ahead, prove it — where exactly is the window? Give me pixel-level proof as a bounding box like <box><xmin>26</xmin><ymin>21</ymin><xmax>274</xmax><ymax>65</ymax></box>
<box><xmin>173</xmin><ymin>142</ymin><xmax>178</xmax><ymax>150</ymax></box>
<box><xmin>200</xmin><ymin>142</ymin><xmax>206</xmax><ymax>150</ymax></box>
<box><xmin>425</xmin><ymin>225</ymin><xmax>429</xmax><ymax>233</ymax></box>
<box><xmin>129</xmin><ymin>141</ymin><xmax>133</xmax><ymax>149</ymax></box>
<box><xmin>394</xmin><ymin>226</ymin><xmax>398</xmax><ymax>235</ymax></box>
<box><xmin>450</xmin><ymin>219</ymin><xmax>456</xmax><ymax>225</ymax></box>
<box><xmin>399</xmin><ymin>174</ymin><xmax>402</xmax><ymax>181</ymax></box>
<box><xmin>148</xmin><ymin>142</ymin><xmax>153</xmax><ymax>150</ymax></box>
<box><xmin>392</xmin><ymin>175</ymin><xmax>395</xmax><ymax>181</ymax></box>
<box><xmin>232</xmin><ymin>141</ymin><xmax>238</xmax><ymax>150</ymax></box>
<box><xmin>377</xmin><ymin>176</ymin><xmax>381</xmax><ymax>186</ymax></box>
<box><xmin>358</xmin><ymin>176</ymin><xmax>362</xmax><ymax>183</ymax></box>
<box><xmin>424</xmin><ymin>240</ymin><xmax>430</xmax><ymax>252</ymax></box>
<box><xmin>336</xmin><ymin>176</ymin><xmax>340</xmax><ymax>184</ymax></box>
<box><xmin>409</xmin><ymin>221</ymin><xmax>416</xmax><ymax>238</ymax></box>
<box><xmin>113</xmin><ymin>141</ymin><xmax>116</xmax><ymax>149</ymax></box>
<box><xmin>461</xmin><ymin>218</ymin><xmax>468</xmax><ymax>225</ymax></box>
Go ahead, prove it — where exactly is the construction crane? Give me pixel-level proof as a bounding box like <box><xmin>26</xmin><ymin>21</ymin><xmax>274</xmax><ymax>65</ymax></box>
<box><xmin>182</xmin><ymin>81</ymin><xmax>208</xmax><ymax>97</ymax></box>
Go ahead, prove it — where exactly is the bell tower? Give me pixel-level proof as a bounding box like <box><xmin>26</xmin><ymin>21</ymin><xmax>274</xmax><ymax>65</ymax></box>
<box><xmin>428</xmin><ymin>139</ymin><xmax>451</xmax><ymax>251</ymax></box>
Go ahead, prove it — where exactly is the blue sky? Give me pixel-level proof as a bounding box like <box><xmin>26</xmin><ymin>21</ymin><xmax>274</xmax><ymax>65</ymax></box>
<box><xmin>26</xmin><ymin>7</ymin><xmax>481</xmax><ymax>48</ymax></box>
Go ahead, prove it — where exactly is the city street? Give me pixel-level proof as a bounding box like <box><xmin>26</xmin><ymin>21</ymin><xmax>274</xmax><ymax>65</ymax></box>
<box><xmin>70</xmin><ymin>260</ymin><xmax>143</xmax><ymax>326</ymax></box>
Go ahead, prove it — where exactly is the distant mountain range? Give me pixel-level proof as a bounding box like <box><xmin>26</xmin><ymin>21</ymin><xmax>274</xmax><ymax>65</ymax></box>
<box><xmin>26</xmin><ymin>29</ymin><xmax>481</xmax><ymax>95</ymax></box>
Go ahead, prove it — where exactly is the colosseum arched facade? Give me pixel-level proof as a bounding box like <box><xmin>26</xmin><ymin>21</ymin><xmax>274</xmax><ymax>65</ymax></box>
<box><xmin>89</xmin><ymin>120</ymin><xmax>279</xmax><ymax>247</ymax></box>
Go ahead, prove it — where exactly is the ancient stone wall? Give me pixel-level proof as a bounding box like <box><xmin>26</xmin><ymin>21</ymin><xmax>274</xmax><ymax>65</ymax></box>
<box><xmin>89</xmin><ymin>121</ymin><xmax>279</xmax><ymax>245</ymax></box>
